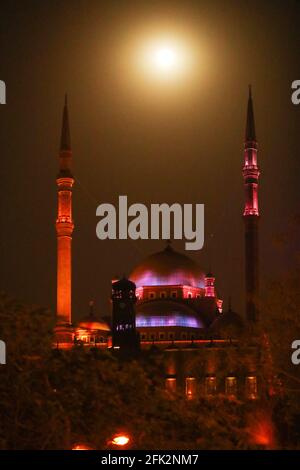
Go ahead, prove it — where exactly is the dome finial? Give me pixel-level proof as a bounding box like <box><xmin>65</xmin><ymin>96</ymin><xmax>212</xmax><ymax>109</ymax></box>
<box><xmin>60</xmin><ymin>93</ymin><xmax>71</xmax><ymax>151</ymax></box>
<box><xmin>89</xmin><ymin>300</ymin><xmax>94</xmax><ymax>317</ymax></box>
<box><xmin>206</xmin><ymin>262</ymin><xmax>213</xmax><ymax>277</ymax></box>
<box><xmin>245</xmin><ymin>85</ymin><xmax>256</xmax><ymax>142</ymax></box>
<box><xmin>165</xmin><ymin>239</ymin><xmax>173</xmax><ymax>251</ymax></box>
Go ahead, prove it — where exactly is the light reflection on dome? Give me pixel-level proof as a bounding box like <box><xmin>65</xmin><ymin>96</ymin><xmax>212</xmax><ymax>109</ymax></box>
<box><xmin>130</xmin><ymin>246</ymin><xmax>205</xmax><ymax>289</ymax></box>
<box><xmin>133</xmin><ymin>270</ymin><xmax>204</xmax><ymax>289</ymax></box>
<box><xmin>136</xmin><ymin>314</ymin><xmax>203</xmax><ymax>328</ymax></box>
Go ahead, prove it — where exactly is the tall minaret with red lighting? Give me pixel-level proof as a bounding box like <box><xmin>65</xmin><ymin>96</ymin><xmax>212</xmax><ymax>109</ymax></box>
<box><xmin>243</xmin><ymin>86</ymin><xmax>260</xmax><ymax>323</ymax></box>
<box><xmin>55</xmin><ymin>95</ymin><xmax>75</xmax><ymax>346</ymax></box>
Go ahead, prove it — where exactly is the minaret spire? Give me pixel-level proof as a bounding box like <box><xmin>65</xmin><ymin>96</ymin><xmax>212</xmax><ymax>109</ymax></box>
<box><xmin>55</xmin><ymin>95</ymin><xmax>75</xmax><ymax>347</ymax></box>
<box><xmin>58</xmin><ymin>93</ymin><xmax>72</xmax><ymax>177</ymax></box>
<box><xmin>242</xmin><ymin>86</ymin><xmax>260</xmax><ymax>323</ymax></box>
<box><xmin>245</xmin><ymin>85</ymin><xmax>256</xmax><ymax>142</ymax></box>
<box><xmin>60</xmin><ymin>93</ymin><xmax>71</xmax><ymax>152</ymax></box>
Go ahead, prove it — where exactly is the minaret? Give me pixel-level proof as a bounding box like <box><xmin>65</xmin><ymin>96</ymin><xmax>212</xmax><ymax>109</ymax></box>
<box><xmin>243</xmin><ymin>86</ymin><xmax>260</xmax><ymax>322</ymax></box>
<box><xmin>55</xmin><ymin>95</ymin><xmax>75</xmax><ymax>346</ymax></box>
<box><xmin>204</xmin><ymin>272</ymin><xmax>215</xmax><ymax>297</ymax></box>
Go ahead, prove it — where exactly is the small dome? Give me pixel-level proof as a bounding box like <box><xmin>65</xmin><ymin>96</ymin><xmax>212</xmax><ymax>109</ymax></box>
<box><xmin>130</xmin><ymin>244</ymin><xmax>205</xmax><ymax>288</ymax></box>
<box><xmin>112</xmin><ymin>277</ymin><xmax>136</xmax><ymax>291</ymax></box>
<box><xmin>210</xmin><ymin>308</ymin><xmax>244</xmax><ymax>337</ymax></box>
<box><xmin>77</xmin><ymin>301</ymin><xmax>111</xmax><ymax>331</ymax></box>
<box><xmin>77</xmin><ymin>318</ymin><xmax>110</xmax><ymax>331</ymax></box>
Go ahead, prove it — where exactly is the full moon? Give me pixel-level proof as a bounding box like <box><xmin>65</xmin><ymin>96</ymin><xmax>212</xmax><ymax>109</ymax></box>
<box><xmin>135</xmin><ymin>37</ymin><xmax>193</xmax><ymax>82</ymax></box>
<box><xmin>153</xmin><ymin>46</ymin><xmax>177</xmax><ymax>71</ymax></box>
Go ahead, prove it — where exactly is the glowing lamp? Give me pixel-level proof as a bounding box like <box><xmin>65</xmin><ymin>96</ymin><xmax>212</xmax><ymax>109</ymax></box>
<box><xmin>111</xmin><ymin>434</ymin><xmax>130</xmax><ymax>447</ymax></box>
<box><xmin>72</xmin><ymin>442</ymin><xmax>94</xmax><ymax>450</ymax></box>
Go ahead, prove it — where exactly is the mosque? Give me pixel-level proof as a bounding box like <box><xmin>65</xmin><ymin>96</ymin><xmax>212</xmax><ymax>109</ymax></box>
<box><xmin>54</xmin><ymin>88</ymin><xmax>261</xmax><ymax>400</ymax></box>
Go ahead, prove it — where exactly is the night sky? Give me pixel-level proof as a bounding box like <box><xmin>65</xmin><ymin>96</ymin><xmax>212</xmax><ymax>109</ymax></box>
<box><xmin>0</xmin><ymin>0</ymin><xmax>299</xmax><ymax>321</ymax></box>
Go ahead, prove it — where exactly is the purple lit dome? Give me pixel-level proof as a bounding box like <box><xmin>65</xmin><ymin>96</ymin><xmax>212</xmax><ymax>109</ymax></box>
<box><xmin>130</xmin><ymin>244</ymin><xmax>205</xmax><ymax>288</ymax></box>
<box><xmin>136</xmin><ymin>301</ymin><xmax>204</xmax><ymax>329</ymax></box>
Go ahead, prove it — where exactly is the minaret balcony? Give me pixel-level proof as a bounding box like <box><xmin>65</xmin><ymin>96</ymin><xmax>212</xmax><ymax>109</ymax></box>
<box><xmin>243</xmin><ymin>170</ymin><xmax>260</xmax><ymax>183</ymax></box>
<box><xmin>243</xmin><ymin>208</ymin><xmax>259</xmax><ymax>217</ymax></box>
<box><xmin>56</xmin><ymin>220</ymin><xmax>74</xmax><ymax>235</ymax></box>
<box><xmin>56</xmin><ymin>177</ymin><xmax>74</xmax><ymax>190</ymax></box>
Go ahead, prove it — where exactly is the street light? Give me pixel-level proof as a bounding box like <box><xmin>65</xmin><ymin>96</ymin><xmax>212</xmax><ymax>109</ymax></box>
<box><xmin>109</xmin><ymin>433</ymin><xmax>131</xmax><ymax>448</ymax></box>
<box><xmin>72</xmin><ymin>442</ymin><xmax>94</xmax><ymax>450</ymax></box>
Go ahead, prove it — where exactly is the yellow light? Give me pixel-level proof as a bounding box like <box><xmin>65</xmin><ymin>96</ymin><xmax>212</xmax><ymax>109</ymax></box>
<box><xmin>136</xmin><ymin>37</ymin><xmax>192</xmax><ymax>83</ymax></box>
<box><xmin>72</xmin><ymin>443</ymin><xmax>93</xmax><ymax>450</ymax></box>
<box><xmin>149</xmin><ymin>42</ymin><xmax>184</xmax><ymax>78</ymax></box>
<box><xmin>153</xmin><ymin>46</ymin><xmax>177</xmax><ymax>70</ymax></box>
<box><xmin>111</xmin><ymin>434</ymin><xmax>130</xmax><ymax>447</ymax></box>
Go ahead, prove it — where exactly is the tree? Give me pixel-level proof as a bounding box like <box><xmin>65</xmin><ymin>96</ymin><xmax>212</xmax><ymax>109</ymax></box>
<box><xmin>0</xmin><ymin>291</ymin><xmax>278</xmax><ymax>450</ymax></box>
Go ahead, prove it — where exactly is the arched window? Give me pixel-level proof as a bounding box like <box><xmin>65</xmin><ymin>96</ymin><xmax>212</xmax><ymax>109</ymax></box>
<box><xmin>225</xmin><ymin>376</ymin><xmax>237</xmax><ymax>398</ymax></box>
<box><xmin>246</xmin><ymin>376</ymin><xmax>257</xmax><ymax>400</ymax></box>
<box><xmin>185</xmin><ymin>377</ymin><xmax>196</xmax><ymax>399</ymax></box>
<box><xmin>205</xmin><ymin>376</ymin><xmax>217</xmax><ymax>397</ymax></box>
<box><xmin>165</xmin><ymin>377</ymin><xmax>176</xmax><ymax>394</ymax></box>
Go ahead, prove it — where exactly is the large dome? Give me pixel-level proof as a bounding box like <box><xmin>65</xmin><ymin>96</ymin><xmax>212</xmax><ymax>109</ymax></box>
<box><xmin>130</xmin><ymin>244</ymin><xmax>205</xmax><ymax>288</ymax></box>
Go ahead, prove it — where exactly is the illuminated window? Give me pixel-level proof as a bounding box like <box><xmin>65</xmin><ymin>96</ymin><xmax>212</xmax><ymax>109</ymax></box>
<box><xmin>128</xmin><ymin>289</ymin><xmax>135</xmax><ymax>299</ymax></box>
<box><xmin>188</xmin><ymin>292</ymin><xmax>192</xmax><ymax>299</ymax></box>
<box><xmin>159</xmin><ymin>332</ymin><xmax>165</xmax><ymax>340</ymax></box>
<box><xmin>246</xmin><ymin>376</ymin><xmax>257</xmax><ymax>400</ymax></box>
<box><xmin>225</xmin><ymin>376</ymin><xmax>237</xmax><ymax>398</ymax></box>
<box><xmin>165</xmin><ymin>377</ymin><xmax>176</xmax><ymax>393</ymax></box>
<box><xmin>171</xmin><ymin>291</ymin><xmax>177</xmax><ymax>298</ymax></box>
<box><xmin>205</xmin><ymin>376</ymin><xmax>217</xmax><ymax>396</ymax></box>
<box><xmin>149</xmin><ymin>292</ymin><xmax>156</xmax><ymax>299</ymax></box>
<box><xmin>185</xmin><ymin>377</ymin><xmax>196</xmax><ymax>400</ymax></box>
